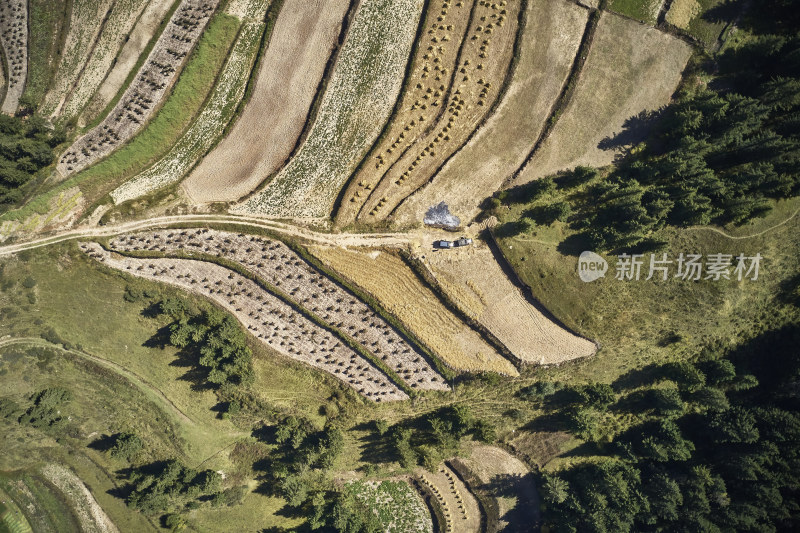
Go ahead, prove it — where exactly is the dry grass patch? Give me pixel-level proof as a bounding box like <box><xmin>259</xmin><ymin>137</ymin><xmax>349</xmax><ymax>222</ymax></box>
<box><xmin>416</xmin><ymin>464</ymin><xmax>481</xmax><ymax>532</ymax></box>
<box><xmin>393</xmin><ymin>0</ymin><xmax>588</xmax><ymax>226</ymax></box>
<box><xmin>509</xmin><ymin>11</ymin><xmax>692</xmax><ymax>187</ymax></box>
<box><xmin>335</xmin><ymin>0</ymin><xmax>475</xmax><ymax>226</ymax></box>
<box><xmin>108</xmin><ymin>229</ymin><xmax>449</xmax><ymax>392</ymax></box>
<box><xmin>423</xmin><ymin>241</ymin><xmax>596</xmax><ymax>364</ymax></box>
<box><xmin>183</xmin><ymin>0</ymin><xmax>351</xmax><ymax>203</ymax></box>
<box><xmin>354</xmin><ymin>0</ymin><xmax>522</xmax><ymax>224</ymax></box>
<box><xmin>666</xmin><ymin>0</ymin><xmax>701</xmax><ymax>29</ymax></box>
<box><xmin>0</xmin><ymin>0</ymin><xmax>27</xmax><ymax>113</ymax></box>
<box><xmin>58</xmin><ymin>0</ymin><xmax>221</xmax><ymax>177</ymax></box>
<box><xmin>40</xmin><ymin>464</ymin><xmax>119</xmax><ymax>533</ymax></box>
<box><xmin>232</xmin><ymin>0</ymin><xmax>425</xmax><ymax>218</ymax></box>
<box><xmin>309</xmin><ymin>245</ymin><xmax>517</xmax><ymax>376</ymax></box>
<box><xmin>81</xmin><ymin>241</ymin><xmax>409</xmax><ymax>402</ymax></box>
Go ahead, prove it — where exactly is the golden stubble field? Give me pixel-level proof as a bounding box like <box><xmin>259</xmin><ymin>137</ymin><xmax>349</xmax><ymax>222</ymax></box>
<box><xmin>308</xmin><ymin>244</ymin><xmax>519</xmax><ymax>376</ymax></box>
<box><xmin>393</xmin><ymin>0</ymin><xmax>588</xmax><ymax>227</ymax></box>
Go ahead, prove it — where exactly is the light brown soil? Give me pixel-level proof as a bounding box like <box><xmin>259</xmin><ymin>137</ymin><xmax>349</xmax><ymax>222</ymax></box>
<box><xmin>422</xmin><ymin>240</ymin><xmax>596</xmax><ymax>364</ymax></box>
<box><xmin>40</xmin><ymin>464</ymin><xmax>119</xmax><ymax>533</ymax></box>
<box><xmin>0</xmin><ymin>0</ymin><xmax>28</xmax><ymax>113</ymax></box>
<box><xmin>81</xmin><ymin>241</ymin><xmax>409</xmax><ymax>402</ymax></box>
<box><xmin>453</xmin><ymin>444</ymin><xmax>539</xmax><ymax>531</ymax></box>
<box><xmin>79</xmin><ymin>0</ymin><xmax>177</xmax><ymax>126</ymax></box>
<box><xmin>58</xmin><ymin>0</ymin><xmax>221</xmax><ymax>177</ymax></box>
<box><xmin>509</xmin><ymin>11</ymin><xmax>692</xmax><ymax>187</ymax></box>
<box><xmin>416</xmin><ymin>464</ymin><xmax>481</xmax><ymax>533</ymax></box>
<box><xmin>182</xmin><ymin>0</ymin><xmax>351</xmax><ymax>203</ymax></box>
<box><xmin>309</xmin><ymin>245</ymin><xmax>518</xmax><ymax>376</ymax></box>
<box><xmin>108</xmin><ymin>229</ymin><xmax>449</xmax><ymax>392</ymax></box>
<box><xmin>350</xmin><ymin>0</ymin><xmax>523</xmax><ymax>224</ymax></box>
<box><xmin>393</xmin><ymin>0</ymin><xmax>588</xmax><ymax>227</ymax></box>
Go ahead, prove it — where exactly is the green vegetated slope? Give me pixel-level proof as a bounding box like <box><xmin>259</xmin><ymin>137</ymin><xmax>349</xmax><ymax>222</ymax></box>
<box><xmin>23</xmin><ymin>0</ymin><xmax>68</xmax><ymax>107</ymax></box>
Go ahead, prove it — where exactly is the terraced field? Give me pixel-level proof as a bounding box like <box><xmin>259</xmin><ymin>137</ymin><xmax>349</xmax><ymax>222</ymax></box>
<box><xmin>58</xmin><ymin>0</ymin><xmax>153</xmax><ymax>121</ymax></box>
<box><xmin>107</xmin><ymin>229</ymin><xmax>449</xmax><ymax>392</ymax></box>
<box><xmin>308</xmin><ymin>244</ymin><xmax>518</xmax><ymax>375</ymax></box>
<box><xmin>424</xmin><ymin>241</ymin><xmax>597</xmax><ymax>364</ymax></box>
<box><xmin>81</xmin><ymin>241</ymin><xmax>411</xmax><ymax>402</ymax></box>
<box><xmin>349</xmin><ymin>0</ymin><xmax>524</xmax><ymax>225</ymax></box>
<box><xmin>183</xmin><ymin>0</ymin><xmax>351</xmax><ymax>203</ymax></box>
<box><xmin>80</xmin><ymin>0</ymin><xmax>177</xmax><ymax>125</ymax></box>
<box><xmin>232</xmin><ymin>0</ymin><xmax>425</xmax><ymax>218</ymax></box>
<box><xmin>393</xmin><ymin>0</ymin><xmax>588</xmax><ymax>226</ymax></box>
<box><xmin>58</xmin><ymin>0</ymin><xmax>221</xmax><ymax>177</ymax></box>
<box><xmin>509</xmin><ymin>11</ymin><xmax>692</xmax><ymax>186</ymax></box>
<box><xmin>416</xmin><ymin>464</ymin><xmax>480</xmax><ymax>533</ymax></box>
<box><xmin>346</xmin><ymin>480</ymin><xmax>433</xmax><ymax>533</ymax></box>
<box><xmin>0</xmin><ymin>0</ymin><xmax>28</xmax><ymax>114</ymax></box>
<box><xmin>110</xmin><ymin>4</ymin><xmax>269</xmax><ymax>204</ymax></box>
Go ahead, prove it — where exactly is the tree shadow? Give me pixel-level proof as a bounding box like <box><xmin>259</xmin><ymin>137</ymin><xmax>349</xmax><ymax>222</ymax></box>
<box><xmin>88</xmin><ymin>433</ymin><xmax>118</xmax><ymax>452</ymax></box>
<box><xmin>556</xmin><ymin>233</ymin><xmax>592</xmax><ymax>257</ymax></box>
<box><xmin>142</xmin><ymin>324</ymin><xmax>172</xmax><ymax>349</ymax></box>
<box><xmin>597</xmin><ymin>110</ymin><xmax>663</xmax><ymax>152</ymax></box>
<box><xmin>612</xmin><ymin>363</ymin><xmax>667</xmax><ymax>391</ymax></box>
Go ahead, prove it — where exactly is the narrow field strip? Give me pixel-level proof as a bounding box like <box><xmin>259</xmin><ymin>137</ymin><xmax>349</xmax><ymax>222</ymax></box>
<box><xmin>335</xmin><ymin>0</ymin><xmax>478</xmax><ymax>227</ymax></box>
<box><xmin>40</xmin><ymin>0</ymin><xmax>116</xmax><ymax>118</ymax></box>
<box><xmin>308</xmin><ymin>245</ymin><xmax>518</xmax><ymax>376</ymax></box>
<box><xmin>60</xmin><ymin>0</ymin><xmax>153</xmax><ymax>120</ymax></box>
<box><xmin>509</xmin><ymin>11</ymin><xmax>692</xmax><ymax>187</ymax></box>
<box><xmin>232</xmin><ymin>0</ymin><xmax>425</xmax><ymax>218</ymax></box>
<box><xmin>110</xmin><ymin>16</ymin><xmax>267</xmax><ymax>203</ymax></box>
<box><xmin>183</xmin><ymin>0</ymin><xmax>351</xmax><ymax>203</ymax></box>
<box><xmin>416</xmin><ymin>464</ymin><xmax>481</xmax><ymax>533</ymax></box>
<box><xmin>80</xmin><ymin>0</ymin><xmax>178</xmax><ymax>125</ymax></box>
<box><xmin>81</xmin><ymin>241</ymin><xmax>409</xmax><ymax>402</ymax></box>
<box><xmin>40</xmin><ymin>464</ymin><xmax>119</xmax><ymax>533</ymax></box>
<box><xmin>354</xmin><ymin>0</ymin><xmax>523</xmax><ymax>223</ymax></box>
<box><xmin>108</xmin><ymin>229</ymin><xmax>449</xmax><ymax>392</ymax></box>
<box><xmin>58</xmin><ymin>0</ymin><xmax>222</xmax><ymax>177</ymax></box>
<box><xmin>424</xmin><ymin>242</ymin><xmax>596</xmax><ymax>365</ymax></box>
<box><xmin>0</xmin><ymin>0</ymin><xmax>28</xmax><ymax>113</ymax></box>
<box><xmin>394</xmin><ymin>0</ymin><xmax>588</xmax><ymax>226</ymax></box>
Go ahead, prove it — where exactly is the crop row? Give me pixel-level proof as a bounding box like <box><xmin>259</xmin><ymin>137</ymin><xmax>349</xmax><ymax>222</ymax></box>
<box><xmin>0</xmin><ymin>0</ymin><xmax>27</xmax><ymax>113</ymax></box>
<box><xmin>108</xmin><ymin>229</ymin><xmax>449</xmax><ymax>392</ymax></box>
<box><xmin>80</xmin><ymin>241</ymin><xmax>409</xmax><ymax>402</ymax></box>
<box><xmin>58</xmin><ymin>0</ymin><xmax>221</xmax><ymax>177</ymax></box>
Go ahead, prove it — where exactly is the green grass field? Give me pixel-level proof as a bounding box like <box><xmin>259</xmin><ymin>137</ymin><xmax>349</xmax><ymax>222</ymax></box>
<box><xmin>23</xmin><ymin>0</ymin><xmax>68</xmax><ymax>106</ymax></box>
<box><xmin>607</xmin><ymin>0</ymin><xmax>662</xmax><ymax>24</ymax></box>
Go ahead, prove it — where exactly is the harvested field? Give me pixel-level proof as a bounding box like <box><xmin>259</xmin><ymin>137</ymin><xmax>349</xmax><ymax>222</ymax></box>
<box><xmin>60</xmin><ymin>0</ymin><xmax>153</xmax><ymax>120</ymax></box>
<box><xmin>416</xmin><ymin>464</ymin><xmax>480</xmax><ymax>533</ymax></box>
<box><xmin>665</xmin><ymin>0</ymin><xmax>701</xmax><ymax>29</ymax></box>
<box><xmin>183</xmin><ymin>0</ymin><xmax>351</xmax><ymax>203</ymax></box>
<box><xmin>352</xmin><ymin>0</ymin><xmax>524</xmax><ymax>224</ymax></box>
<box><xmin>308</xmin><ymin>245</ymin><xmax>518</xmax><ymax>376</ymax></box>
<box><xmin>80</xmin><ymin>0</ymin><xmax>177</xmax><ymax>125</ymax></box>
<box><xmin>335</xmin><ymin>0</ymin><xmax>477</xmax><ymax>226</ymax></box>
<box><xmin>424</xmin><ymin>241</ymin><xmax>596</xmax><ymax>364</ymax></box>
<box><xmin>108</xmin><ymin>229</ymin><xmax>449</xmax><ymax>392</ymax></box>
<box><xmin>110</xmin><ymin>15</ymin><xmax>267</xmax><ymax>203</ymax></box>
<box><xmin>81</xmin><ymin>241</ymin><xmax>409</xmax><ymax>402</ymax></box>
<box><xmin>509</xmin><ymin>12</ymin><xmax>692</xmax><ymax>187</ymax></box>
<box><xmin>40</xmin><ymin>0</ymin><xmax>116</xmax><ymax>118</ymax></box>
<box><xmin>346</xmin><ymin>480</ymin><xmax>433</xmax><ymax>533</ymax></box>
<box><xmin>232</xmin><ymin>0</ymin><xmax>425</xmax><ymax>218</ymax></box>
<box><xmin>58</xmin><ymin>0</ymin><xmax>221</xmax><ymax>177</ymax></box>
<box><xmin>40</xmin><ymin>464</ymin><xmax>119</xmax><ymax>533</ymax></box>
<box><xmin>0</xmin><ymin>0</ymin><xmax>28</xmax><ymax>114</ymax></box>
<box><xmin>452</xmin><ymin>445</ymin><xmax>539</xmax><ymax>531</ymax></box>
<box><xmin>393</xmin><ymin>0</ymin><xmax>588</xmax><ymax>226</ymax></box>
